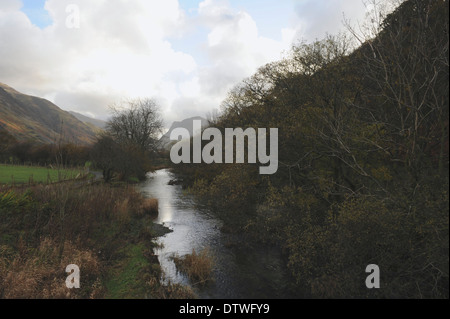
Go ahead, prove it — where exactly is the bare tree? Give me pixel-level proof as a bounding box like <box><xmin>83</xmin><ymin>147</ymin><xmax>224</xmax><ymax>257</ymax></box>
<box><xmin>346</xmin><ymin>0</ymin><xmax>449</xmax><ymax>176</ymax></box>
<box><xmin>107</xmin><ymin>98</ymin><xmax>163</xmax><ymax>153</ymax></box>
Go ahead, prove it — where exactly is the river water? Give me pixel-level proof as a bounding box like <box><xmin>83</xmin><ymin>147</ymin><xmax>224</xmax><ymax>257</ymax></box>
<box><xmin>137</xmin><ymin>169</ymin><xmax>293</xmax><ymax>299</ymax></box>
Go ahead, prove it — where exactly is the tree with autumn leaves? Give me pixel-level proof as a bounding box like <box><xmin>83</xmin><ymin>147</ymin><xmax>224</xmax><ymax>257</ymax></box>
<box><xmin>173</xmin><ymin>0</ymin><xmax>449</xmax><ymax>298</ymax></box>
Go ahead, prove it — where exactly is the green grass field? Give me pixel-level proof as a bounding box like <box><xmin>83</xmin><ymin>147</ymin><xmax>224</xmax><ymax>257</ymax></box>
<box><xmin>0</xmin><ymin>164</ymin><xmax>87</xmax><ymax>184</ymax></box>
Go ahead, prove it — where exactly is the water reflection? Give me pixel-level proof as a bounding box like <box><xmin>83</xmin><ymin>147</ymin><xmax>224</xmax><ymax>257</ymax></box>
<box><xmin>139</xmin><ymin>170</ymin><xmax>175</xmax><ymax>224</ymax></box>
<box><xmin>137</xmin><ymin>169</ymin><xmax>293</xmax><ymax>299</ymax></box>
<box><xmin>138</xmin><ymin>169</ymin><xmax>222</xmax><ymax>288</ymax></box>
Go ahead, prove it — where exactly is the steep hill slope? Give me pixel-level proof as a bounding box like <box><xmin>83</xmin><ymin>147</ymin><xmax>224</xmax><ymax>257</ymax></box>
<box><xmin>0</xmin><ymin>83</ymin><xmax>98</xmax><ymax>145</ymax></box>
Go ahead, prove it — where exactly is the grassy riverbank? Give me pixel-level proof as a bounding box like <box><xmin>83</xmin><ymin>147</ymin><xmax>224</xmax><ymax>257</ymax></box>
<box><xmin>0</xmin><ymin>180</ymin><xmax>194</xmax><ymax>299</ymax></box>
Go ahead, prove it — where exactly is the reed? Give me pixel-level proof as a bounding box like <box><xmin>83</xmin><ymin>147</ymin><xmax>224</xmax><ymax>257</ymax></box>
<box><xmin>141</xmin><ymin>198</ymin><xmax>159</xmax><ymax>216</ymax></box>
<box><xmin>171</xmin><ymin>248</ymin><xmax>214</xmax><ymax>286</ymax></box>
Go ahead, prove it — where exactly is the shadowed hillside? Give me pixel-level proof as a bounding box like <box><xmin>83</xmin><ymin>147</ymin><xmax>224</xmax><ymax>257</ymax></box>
<box><xmin>171</xmin><ymin>0</ymin><xmax>449</xmax><ymax>298</ymax></box>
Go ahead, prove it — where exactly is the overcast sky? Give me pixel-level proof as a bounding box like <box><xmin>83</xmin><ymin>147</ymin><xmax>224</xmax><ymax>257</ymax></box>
<box><xmin>0</xmin><ymin>0</ymin><xmax>370</xmax><ymax>129</ymax></box>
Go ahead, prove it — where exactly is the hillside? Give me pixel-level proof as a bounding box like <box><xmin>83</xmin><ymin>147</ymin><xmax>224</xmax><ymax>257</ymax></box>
<box><xmin>0</xmin><ymin>83</ymin><xmax>98</xmax><ymax>145</ymax></box>
<box><xmin>172</xmin><ymin>0</ymin><xmax>449</xmax><ymax>298</ymax></box>
<box><xmin>69</xmin><ymin>111</ymin><xmax>107</xmax><ymax>130</ymax></box>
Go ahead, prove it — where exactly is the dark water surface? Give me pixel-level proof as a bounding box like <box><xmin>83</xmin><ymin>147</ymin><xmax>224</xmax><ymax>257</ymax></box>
<box><xmin>137</xmin><ymin>169</ymin><xmax>292</xmax><ymax>299</ymax></box>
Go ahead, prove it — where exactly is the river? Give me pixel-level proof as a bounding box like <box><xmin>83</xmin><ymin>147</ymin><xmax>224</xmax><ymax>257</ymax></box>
<box><xmin>137</xmin><ymin>169</ymin><xmax>293</xmax><ymax>299</ymax></box>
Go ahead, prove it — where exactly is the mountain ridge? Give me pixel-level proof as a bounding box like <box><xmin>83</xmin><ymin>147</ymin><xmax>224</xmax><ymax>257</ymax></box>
<box><xmin>0</xmin><ymin>82</ymin><xmax>98</xmax><ymax>145</ymax></box>
<box><xmin>69</xmin><ymin>111</ymin><xmax>107</xmax><ymax>130</ymax></box>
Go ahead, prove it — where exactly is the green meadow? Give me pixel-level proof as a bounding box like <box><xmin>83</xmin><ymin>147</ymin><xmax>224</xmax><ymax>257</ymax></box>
<box><xmin>0</xmin><ymin>164</ymin><xmax>87</xmax><ymax>184</ymax></box>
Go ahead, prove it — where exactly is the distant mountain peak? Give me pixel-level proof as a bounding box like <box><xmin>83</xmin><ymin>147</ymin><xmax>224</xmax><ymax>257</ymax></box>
<box><xmin>69</xmin><ymin>111</ymin><xmax>107</xmax><ymax>130</ymax></box>
<box><xmin>159</xmin><ymin>116</ymin><xmax>210</xmax><ymax>150</ymax></box>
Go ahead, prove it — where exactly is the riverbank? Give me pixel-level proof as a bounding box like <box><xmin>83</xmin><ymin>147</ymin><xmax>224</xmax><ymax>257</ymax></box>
<box><xmin>138</xmin><ymin>169</ymin><xmax>300</xmax><ymax>299</ymax></box>
<box><xmin>0</xmin><ymin>180</ymin><xmax>194</xmax><ymax>299</ymax></box>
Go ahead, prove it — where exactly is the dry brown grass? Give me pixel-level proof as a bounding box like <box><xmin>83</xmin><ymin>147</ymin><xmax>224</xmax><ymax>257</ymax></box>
<box><xmin>141</xmin><ymin>198</ymin><xmax>159</xmax><ymax>216</ymax></box>
<box><xmin>143</xmin><ymin>276</ymin><xmax>197</xmax><ymax>299</ymax></box>
<box><xmin>172</xmin><ymin>248</ymin><xmax>215</xmax><ymax>286</ymax></box>
<box><xmin>0</xmin><ymin>182</ymin><xmax>156</xmax><ymax>299</ymax></box>
<box><xmin>115</xmin><ymin>198</ymin><xmax>131</xmax><ymax>224</ymax></box>
<box><xmin>0</xmin><ymin>238</ymin><xmax>103</xmax><ymax>299</ymax></box>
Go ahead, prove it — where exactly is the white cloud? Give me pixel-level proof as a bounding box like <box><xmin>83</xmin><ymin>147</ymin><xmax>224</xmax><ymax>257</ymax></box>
<box><xmin>0</xmin><ymin>0</ymin><xmax>21</xmax><ymax>12</ymax></box>
<box><xmin>1</xmin><ymin>0</ymin><xmax>196</xmax><ymax>124</ymax></box>
<box><xmin>0</xmin><ymin>0</ymin><xmax>368</xmax><ymax>130</ymax></box>
<box><xmin>293</xmin><ymin>0</ymin><xmax>369</xmax><ymax>42</ymax></box>
<box><xmin>192</xmin><ymin>0</ymin><xmax>296</xmax><ymax>118</ymax></box>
